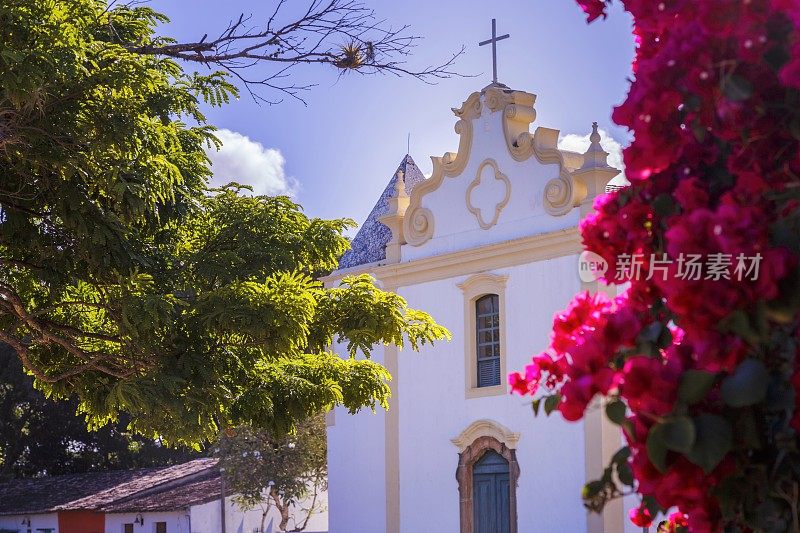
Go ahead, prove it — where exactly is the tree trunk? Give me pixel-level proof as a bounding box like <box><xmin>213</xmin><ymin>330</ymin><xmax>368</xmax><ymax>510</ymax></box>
<box><xmin>270</xmin><ymin>489</ymin><xmax>290</xmax><ymax>532</ymax></box>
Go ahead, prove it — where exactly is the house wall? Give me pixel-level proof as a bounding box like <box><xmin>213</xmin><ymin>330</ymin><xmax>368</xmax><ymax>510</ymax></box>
<box><xmin>187</xmin><ymin>501</ymin><xmax>220</xmax><ymax>533</ymax></box>
<box><xmin>105</xmin><ymin>511</ymin><xmax>187</xmax><ymax>533</ymax></box>
<box><xmin>0</xmin><ymin>513</ymin><xmax>58</xmax><ymax>532</ymax></box>
<box><xmin>0</xmin><ymin>494</ymin><xmax>327</xmax><ymax>533</ymax></box>
<box><xmin>190</xmin><ymin>494</ymin><xmax>328</xmax><ymax>533</ymax></box>
<box><xmin>0</xmin><ymin>511</ymin><xmax>180</xmax><ymax>533</ymax></box>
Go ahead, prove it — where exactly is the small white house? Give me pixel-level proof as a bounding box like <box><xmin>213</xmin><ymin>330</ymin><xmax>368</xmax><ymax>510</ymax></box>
<box><xmin>0</xmin><ymin>459</ymin><xmax>327</xmax><ymax>533</ymax></box>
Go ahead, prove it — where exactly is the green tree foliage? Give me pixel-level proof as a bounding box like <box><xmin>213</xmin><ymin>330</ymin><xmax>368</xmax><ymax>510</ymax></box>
<box><xmin>217</xmin><ymin>417</ymin><xmax>327</xmax><ymax>532</ymax></box>
<box><xmin>0</xmin><ymin>1</ymin><xmax>450</xmax><ymax>447</ymax></box>
<box><xmin>0</xmin><ymin>343</ymin><xmax>200</xmax><ymax>480</ymax></box>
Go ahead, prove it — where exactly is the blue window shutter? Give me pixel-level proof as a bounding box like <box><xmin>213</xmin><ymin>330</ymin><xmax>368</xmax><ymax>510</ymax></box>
<box><xmin>476</xmin><ymin>294</ymin><xmax>501</xmax><ymax>387</ymax></box>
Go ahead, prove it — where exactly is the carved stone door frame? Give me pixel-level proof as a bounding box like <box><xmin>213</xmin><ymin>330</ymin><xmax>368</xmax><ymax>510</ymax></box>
<box><xmin>455</xmin><ymin>435</ymin><xmax>519</xmax><ymax>533</ymax></box>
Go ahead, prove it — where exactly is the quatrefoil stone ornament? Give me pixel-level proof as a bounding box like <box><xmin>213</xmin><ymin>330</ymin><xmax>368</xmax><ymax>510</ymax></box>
<box><xmin>466</xmin><ymin>159</ymin><xmax>511</xmax><ymax>229</ymax></box>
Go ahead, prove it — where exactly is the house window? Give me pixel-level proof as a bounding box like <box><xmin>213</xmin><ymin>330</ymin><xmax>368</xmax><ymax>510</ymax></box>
<box><xmin>458</xmin><ymin>273</ymin><xmax>508</xmax><ymax>398</ymax></box>
<box><xmin>155</xmin><ymin>523</ymin><xmax>167</xmax><ymax>533</ymax></box>
<box><xmin>475</xmin><ymin>295</ymin><xmax>500</xmax><ymax>388</ymax></box>
<box><xmin>124</xmin><ymin>524</ymin><xmax>134</xmax><ymax>533</ymax></box>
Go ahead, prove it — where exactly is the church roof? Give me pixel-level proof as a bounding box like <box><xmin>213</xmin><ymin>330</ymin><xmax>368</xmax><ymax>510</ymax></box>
<box><xmin>337</xmin><ymin>154</ymin><xmax>425</xmax><ymax>270</ymax></box>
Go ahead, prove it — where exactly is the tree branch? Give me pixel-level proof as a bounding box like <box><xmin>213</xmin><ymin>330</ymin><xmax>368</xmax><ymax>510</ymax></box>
<box><xmin>0</xmin><ymin>282</ymin><xmax>142</xmax><ymax>382</ymax></box>
<box><xmin>125</xmin><ymin>0</ymin><xmax>467</xmax><ymax>104</ymax></box>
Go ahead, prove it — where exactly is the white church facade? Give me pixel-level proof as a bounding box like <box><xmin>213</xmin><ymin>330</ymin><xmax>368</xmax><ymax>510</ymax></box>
<box><xmin>324</xmin><ymin>82</ymin><xmax>639</xmax><ymax>533</ymax></box>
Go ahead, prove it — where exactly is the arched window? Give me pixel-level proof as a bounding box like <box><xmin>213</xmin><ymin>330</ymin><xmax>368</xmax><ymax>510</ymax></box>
<box><xmin>475</xmin><ymin>294</ymin><xmax>500</xmax><ymax>388</ymax></box>
<box><xmin>458</xmin><ymin>273</ymin><xmax>507</xmax><ymax>398</ymax></box>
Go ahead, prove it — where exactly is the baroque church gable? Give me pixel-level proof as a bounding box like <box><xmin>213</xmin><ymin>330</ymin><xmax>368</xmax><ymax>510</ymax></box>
<box><xmin>400</xmin><ymin>83</ymin><xmax>620</xmax><ymax>262</ymax></box>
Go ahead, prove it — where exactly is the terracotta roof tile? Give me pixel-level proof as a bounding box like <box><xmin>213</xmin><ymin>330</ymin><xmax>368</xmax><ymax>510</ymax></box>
<box><xmin>0</xmin><ymin>459</ymin><xmax>218</xmax><ymax>515</ymax></box>
<box><xmin>101</xmin><ymin>472</ymin><xmax>223</xmax><ymax>513</ymax></box>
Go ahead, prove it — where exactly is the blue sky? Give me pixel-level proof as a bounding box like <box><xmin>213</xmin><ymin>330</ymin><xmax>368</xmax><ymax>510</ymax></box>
<box><xmin>149</xmin><ymin>0</ymin><xmax>636</xmax><ymax>227</ymax></box>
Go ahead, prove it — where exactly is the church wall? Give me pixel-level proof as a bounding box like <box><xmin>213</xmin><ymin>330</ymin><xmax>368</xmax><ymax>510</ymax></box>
<box><xmin>394</xmin><ymin>254</ymin><xmax>590</xmax><ymax>533</ymax></box>
<box><xmin>327</xmin><ymin>343</ymin><xmax>387</xmax><ymax>533</ymax></box>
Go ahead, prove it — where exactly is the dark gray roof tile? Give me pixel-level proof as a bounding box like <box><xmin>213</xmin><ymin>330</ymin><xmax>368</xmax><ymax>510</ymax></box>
<box><xmin>338</xmin><ymin>154</ymin><xmax>425</xmax><ymax>270</ymax></box>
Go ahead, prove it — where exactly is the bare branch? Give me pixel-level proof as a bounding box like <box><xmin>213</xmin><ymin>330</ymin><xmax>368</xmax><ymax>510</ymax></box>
<box><xmin>126</xmin><ymin>0</ymin><xmax>467</xmax><ymax>104</ymax></box>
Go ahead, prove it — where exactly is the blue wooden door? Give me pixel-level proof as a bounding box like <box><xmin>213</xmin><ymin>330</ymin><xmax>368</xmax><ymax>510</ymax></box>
<box><xmin>473</xmin><ymin>450</ymin><xmax>511</xmax><ymax>533</ymax></box>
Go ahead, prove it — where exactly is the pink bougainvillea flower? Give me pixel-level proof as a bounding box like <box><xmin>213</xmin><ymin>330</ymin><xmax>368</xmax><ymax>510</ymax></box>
<box><xmin>576</xmin><ymin>0</ymin><xmax>609</xmax><ymax>22</ymax></box>
<box><xmin>629</xmin><ymin>505</ymin><xmax>654</xmax><ymax>527</ymax></box>
<box><xmin>512</xmin><ymin>0</ymin><xmax>800</xmax><ymax>529</ymax></box>
<box><xmin>661</xmin><ymin>512</ymin><xmax>689</xmax><ymax>532</ymax></box>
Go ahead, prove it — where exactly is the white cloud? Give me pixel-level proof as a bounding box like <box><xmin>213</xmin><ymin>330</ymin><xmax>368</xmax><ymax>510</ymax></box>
<box><xmin>558</xmin><ymin>128</ymin><xmax>625</xmax><ymax>173</ymax></box>
<box><xmin>206</xmin><ymin>129</ymin><xmax>298</xmax><ymax>196</ymax></box>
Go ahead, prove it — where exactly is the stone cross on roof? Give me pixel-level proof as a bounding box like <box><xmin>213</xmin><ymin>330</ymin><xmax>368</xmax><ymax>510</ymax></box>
<box><xmin>479</xmin><ymin>18</ymin><xmax>510</xmax><ymax>84</ymax></box>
